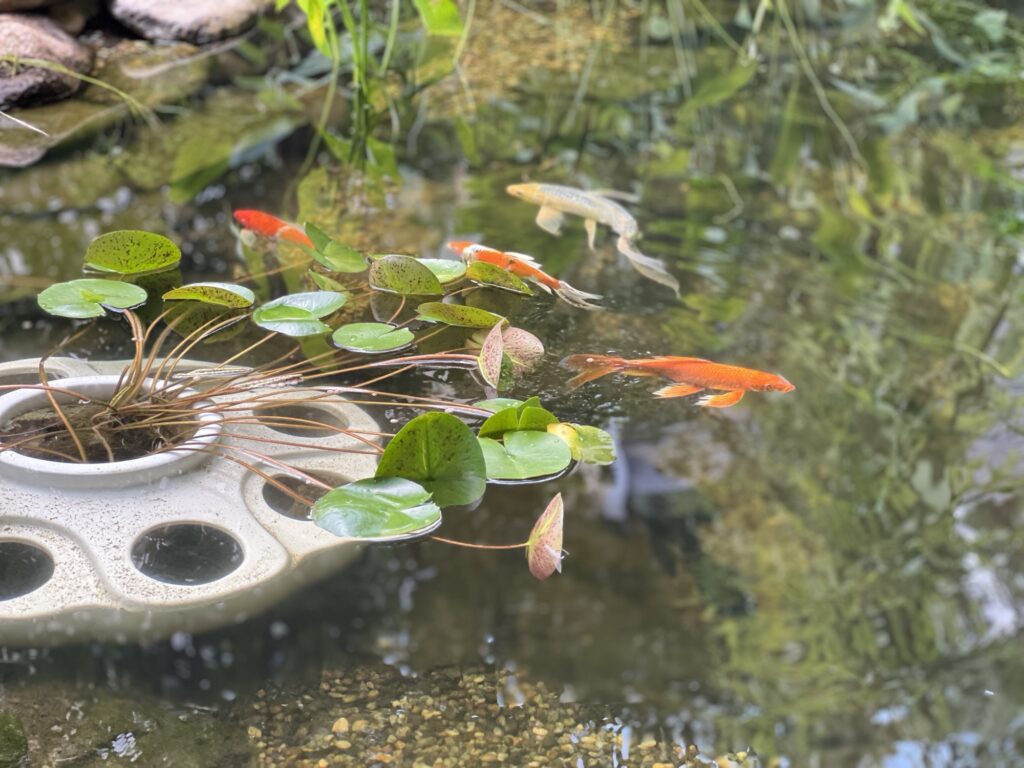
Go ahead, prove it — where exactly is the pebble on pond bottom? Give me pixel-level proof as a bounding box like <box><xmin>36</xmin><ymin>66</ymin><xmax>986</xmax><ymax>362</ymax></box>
<box><xmin>247</xmin><ymin>665</ymin><xmax>756</xmax><ymax>768</ymax></box>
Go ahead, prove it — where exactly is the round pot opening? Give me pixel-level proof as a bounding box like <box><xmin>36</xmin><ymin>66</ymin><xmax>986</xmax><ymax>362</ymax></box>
<box><xmin>0</xmin><ymin>375</ymin><xmax>223</xmax><ymax>489</ymax></box>
<box><xmin>261</xmin><ymin>470</ymin><xmax>351</xmax><ymax>520</ymax></box>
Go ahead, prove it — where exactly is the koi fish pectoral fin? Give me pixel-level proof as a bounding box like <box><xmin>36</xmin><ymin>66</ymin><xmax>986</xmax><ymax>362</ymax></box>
<box><xmin>616</xmin><ymin>235</ymin><xmax>680</xmax><ymax>296</ymax></box>
<box><xmin>536</xmin><ymin>206</ymin><xmax>565</xmax><ymax>236</ymax></box>
<box><xmin>653</xmin><ymin>383</ymin><xmax>704</xmax><ymax>398</ymax></box>
<box><xmin>584</xmin><ymin>219</ymin><xmax>598</xmax><ymax>250</ymax></box>
<box><xmin>696</xmin><ymin>390</ymin><xmax>745</xmax><ymax>408</ymax></box>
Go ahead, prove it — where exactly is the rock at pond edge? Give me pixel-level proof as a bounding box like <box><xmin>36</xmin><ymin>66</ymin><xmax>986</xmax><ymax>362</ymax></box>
<box><xmin>107</xmin><ymin>0</ymin><xmax>267</xmax><ymax>45</ymax></box>
<box><xmin>0</xmin><ymin>13</ymin><xmax>94</xmax><ymax>109</ymax></box>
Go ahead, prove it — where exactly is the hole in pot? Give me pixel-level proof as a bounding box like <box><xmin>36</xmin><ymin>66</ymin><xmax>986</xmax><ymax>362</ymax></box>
<box><xmin>252</xmin><ymin>403</ymin><xmax>349</xmax><ymax>438</ymax></box>
<box><xmin>0</xmin><ymin>541</ymin><xmax>54</xmax><ymax>600</ymax></box>
<box><xmin>131</xmin><ymin>524</ymin><xmax>243</xmax><ymax>586</ymax></box>
<box><xmin>262</xmin><ymin>471</ymin><xmax>348</xmax><ymax>520</ymax></box>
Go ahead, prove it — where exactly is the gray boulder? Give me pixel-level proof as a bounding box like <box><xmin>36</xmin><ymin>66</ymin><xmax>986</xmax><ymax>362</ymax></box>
<box><xmin>0</xmin><ymin>13</ymin><xmax>94</xmax><ymax>109</ymax></box>
<box><xmin>107</xmin><ymin>0</ymin><xmax>266</xmax><ymax>44</ymax></box>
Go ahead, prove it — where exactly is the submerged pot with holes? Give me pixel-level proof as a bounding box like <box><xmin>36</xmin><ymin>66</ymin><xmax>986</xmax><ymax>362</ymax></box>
<box><xmin>0</xmin><ymin>357</ymin><xmax>379</xmax><ymax>646</ymax></box>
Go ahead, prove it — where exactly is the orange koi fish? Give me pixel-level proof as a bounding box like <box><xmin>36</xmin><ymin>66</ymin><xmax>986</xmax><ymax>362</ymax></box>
<box><xmin>447</xmin><ymin>241</ymin><xmax>602</xmax><ymax>310</ymax></box>
<box><xmin>561</xmin><ymin>354</ymin><xmax>794</xmax><ymax>408</ymax></box>
<box><xmin>234</xmin><ymin>210</ymin><xmax>313</xmax><ymax>248</ymax></box>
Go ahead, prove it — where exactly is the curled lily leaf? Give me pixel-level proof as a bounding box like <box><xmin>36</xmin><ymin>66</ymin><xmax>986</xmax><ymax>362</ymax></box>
<box><xmin>477</xmin><ymin>322</ymin><xmax>504</xmax><ymax>387</ymax></box>
<box><xmin>501</xmin><ymin>327</ymin><xmax>544</xmax><ymax>370</ymax></box>
<box><xmin>527</xmin><ymin>493</ymin><xmax>565</xmax><ymax>580</ymax></box>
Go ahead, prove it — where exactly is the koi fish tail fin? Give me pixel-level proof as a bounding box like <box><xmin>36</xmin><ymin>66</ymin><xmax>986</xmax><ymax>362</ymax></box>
<box><xmin>616</xmin><ymin>235</ymin><xmax>680</xmax><ymax>297</ymax></box>
<box><xmin>561</xmin><ymin>354</ymin><xmax>627</xmax><ymax>389</ymax></box>
<box><xmin>554</xmin><ymin>282</ymin><xmax>603</xmax><ymax>310</ymax></box>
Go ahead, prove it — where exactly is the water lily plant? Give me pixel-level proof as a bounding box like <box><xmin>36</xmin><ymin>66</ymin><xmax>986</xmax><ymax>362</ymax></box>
<box><xmin>0</xmin><ymin>224</ymin><xmax>615</xmax><ymax>579</ymax></box>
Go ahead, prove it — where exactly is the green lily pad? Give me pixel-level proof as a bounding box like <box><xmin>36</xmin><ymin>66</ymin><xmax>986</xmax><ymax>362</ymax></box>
<box><xmin>473</xmin><ymin>398</ymin><xmax>525</xmax><ymax>413</ymax></box>
<box><xmin>163</xmin><ymin>282</ymin><xmax>256</xmax><ymax>308</ymax></box>
<box><xmin>466</xmin><ymin>260</ymin><xmax>533</xmax><ymax>295</ymax></box>
<box><xmin>572</xmin><ymin>424</ymin><xmax>616</xmax><ymax>465</ymax></box>
<box><xmin>527</xmin><ymin>493</ymin><xmax>564</xmax><ymax>580</ymax></box>
<box><xmin>306</xmin><ymin>223</ymin><xmax>367</xmax><ymax>273</ymax></box>
<box><xmin>37</xmin><ymin>279</ymin><xmax>148</xmax><ymax>319</ymax></box>
<box><xmin>369</xmin><ymin>255</ymin><xmax>444</xmax><ymax>296</ymax></box>
<box><xmin>477</xmin><ymin>323</ymin><xmax>504</xmax><ymax>387</ymax></box>
<box><xmin>417</xmin><ymin>258</ymin><xmax>466</xmax><ymax>283</ymax></box>
<box><xmin>312</xmin><ymin>477</ymin><xmax>442</xmax><ymax>540</ymax></box>
<box><xmin>416</xmin><ymin>302</ymin><xmax>505</xmax><ymax>329</ymax></box>
<box><xmin>84</xmin><ymin>230</ymin><xmax>181</xmax><ymax>275</ymax></box>
<box><xmin>478</xmin><ymin>397</ymin><xmax>557</xmax><ymax>439</ymax></box>
<box><xmin>332</xmin><ymin>322</ymin><xmax>415</xmax><ymax>353</ymax></box>
<box><xmin>307</xmin><ymin>270</ymin><xmax>348</xmax><ymax>292</ymax></box>
<box><xmin>252</xmin><ymin>291</ymin><xmax>346</xmax><ymax>337</ymax></box>
<box><xmin>478</xmin><ymin>431</ymin><xmax>573</xmax><ymax>481</ymax></box>
<box><xmin>376</xmin><ymin>412</ymin><xmax>486</xmax><ymax>507</ymax></box>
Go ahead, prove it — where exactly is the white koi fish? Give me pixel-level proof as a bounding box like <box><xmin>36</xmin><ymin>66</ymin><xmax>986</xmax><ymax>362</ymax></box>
<box><xmin>506</xmin><ymin>182</ymin><xmax>679</xmax><ymax>295</ymax></box>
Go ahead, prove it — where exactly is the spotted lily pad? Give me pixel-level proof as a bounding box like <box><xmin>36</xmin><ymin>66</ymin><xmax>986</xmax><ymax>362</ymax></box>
<box><xmin>252</xmin><ymin>291</ymin><xmax>346</xmax><ymax>337</ymax></box>
<box><xmin>369</xmin><ymin>255</ymin><xmax>444</xmax><ymax>295</ymax></box>
<box><xmin>466</xmin><ymin>260</ymin><xmax>533</xmax><ymax>295</ymax></box>
<box><xmin>376</xmin><ymin>412</ymin><xmax>487</xmax><ymax>507</ymax></box>
<box><xmin>478</xmin><ymin>431</ymin><xmax>572</xmax><ymax>481</ymax></box>
<box><xmin>305</xmin><ymin>223</ymin><xmax>367</xmax><ymax>273</ymax></box>
<box><xmin>163</xmin><ymin>282</ymin><xmax>256</xmax><ymax>308</ymax></box>
<box><xmin>312</xmin><ymin>477</ymin><xmax>442</xmax><ymax>540</ymax></box>
<box><xmin>332</xmin><ymin>322</ymin><xmax>415</xmax><ymax>353</ymax></box>
<box><xmin>37</xmin><ymin>279</ymin><xmax>148</xmax><ymax>319</ymax></box>
<box><xmin>416</xmin><ymin>302</ymin><xmax>506</xmax><ymax>329</ymax></box>
<box><xmin>85</xmin><ymin>230</ymin><xmax>181</xmax><ymax>275</ymax></box>
<box><xmin>527</xmin><ymin>493</ymin><xmax>564</xmax><ymax>579</ymax></box>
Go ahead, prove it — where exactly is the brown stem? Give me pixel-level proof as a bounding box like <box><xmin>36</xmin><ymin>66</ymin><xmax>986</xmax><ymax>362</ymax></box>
<box><xmin>429</xmin><ymin>536</ymin><xmax>528</xmax><ymax>550</ymax></box>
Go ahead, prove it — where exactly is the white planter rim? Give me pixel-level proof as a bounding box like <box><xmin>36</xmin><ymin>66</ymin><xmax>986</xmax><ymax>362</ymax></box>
<box><xmin>0</xmin><ymin>375</ymin><xmax>223</xmax><ymax>488</ymax></box>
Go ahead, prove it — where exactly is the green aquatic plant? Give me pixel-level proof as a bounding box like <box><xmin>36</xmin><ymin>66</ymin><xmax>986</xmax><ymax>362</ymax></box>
<box><xmin>1</xmin><ymin>225</ymin><xmax>615</xmax><ymax>579</ymax></box>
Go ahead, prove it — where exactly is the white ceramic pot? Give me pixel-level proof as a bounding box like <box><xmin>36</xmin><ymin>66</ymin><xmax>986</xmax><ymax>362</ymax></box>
<box><xmin>0</xmin><ymin>358</ymin><xmax>378</xmax><ymax>646</ymax></box>
<box><xmin>0</xmin><ymin>375</ymin><xmax>222</xmax><ymax>490</ymax></box>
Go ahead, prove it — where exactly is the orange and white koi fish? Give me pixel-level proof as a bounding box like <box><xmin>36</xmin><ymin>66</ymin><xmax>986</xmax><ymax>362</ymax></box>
<box><xmin>561</xmin><ymin>354</ymin><xmax>794</xmax><ymax>408</ymax></box>
<box><xmin>506</xmin><ymin>183</ymin><xmax>680</xmax><ymax>296</ymax></box>
<box><xmin>234</xmin><ymin>210</ymin><xmax>313</xmax><ymax>248</ymax></box>
<box><xmin>447</xmin><ymin>241</ymin><xmax>602</xmax><ymax>310</ymax></box>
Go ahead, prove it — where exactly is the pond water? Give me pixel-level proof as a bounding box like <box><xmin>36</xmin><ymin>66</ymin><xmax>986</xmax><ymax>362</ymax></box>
<box><xmin>1</xmin><ymin>2</ymin><xmax>1023</xmax><ymax>766</ymax></box>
